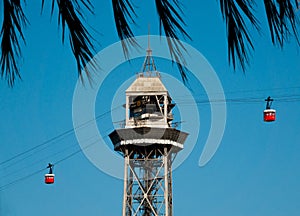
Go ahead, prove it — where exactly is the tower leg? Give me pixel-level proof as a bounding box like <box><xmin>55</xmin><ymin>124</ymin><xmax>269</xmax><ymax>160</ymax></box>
<box><xmin>128</xmin><ymin>168</ymin><xmax>133</xmax><ymax>215</ymax></box>
<box><xmin>164</xmin><ymin>147</ymin><xmax>169</xmax><ymax>216</ymax></box>
<box><xmin>123</xmin><ymin>152</ymin><xmax>129</xmax><ymax>216</ymax></box>
<box><xmin>168</xmin><ymin>151</ymin><xmax>173</xmax><ymax>216</ymax></box>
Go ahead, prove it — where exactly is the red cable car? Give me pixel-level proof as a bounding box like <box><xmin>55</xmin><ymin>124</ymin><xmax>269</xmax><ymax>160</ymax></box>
<box><xmin>45</xmin><ymin>163</ymin><xmax>55</xmax><ymax>184</ymax></box>
<box><xmin>45</xmin><ymin>174</ymin><xmax>55</xmax><ymax>184</ymax></box>
<box><xmin>264</xmin><ymin>96</ymin><xmax>276</xmax><ymax>122</ymax></box>
<box><xmin>264</xmin><ymin>109</ymin><xmax>276</xmax><ymax>122</ymax></box>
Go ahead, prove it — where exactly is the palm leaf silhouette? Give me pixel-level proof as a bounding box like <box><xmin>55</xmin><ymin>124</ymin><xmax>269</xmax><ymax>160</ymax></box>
<box><xmin>1</xmin><ymin>1</ymin><xmax>300</xmax><ymax>86</ymax></box>
<box><xmin>219</xmin><ymin>0</ymin><xmax>260</xmax><ymax>71</ymax></box>
<box><xmin>0</xmin><ymin>0</ymin><xmax>28</xmax><ymax>87</ymax></box>
<box><xmin>263</xmin><ymin>0</ymin><xmax>299</xmax><ymax>47</ymax></box>
<box><xmin>0</xmin><ymin>0</ymin><xmax>96</xmax><ymax>87</ymax></box>
<box><xmin>155</xmin><ymin>0</ymin><xmax>191</xmax><ymax>83</ymax></box>
<box><xmin>46</xmin><ymin>0</ymin><xmax>97</xmax><ymax>83</ymax></box>
<box><xmin>112</xmin><ymin>0</ymin><xmax>139</xmax><ymax>59</ymax></box>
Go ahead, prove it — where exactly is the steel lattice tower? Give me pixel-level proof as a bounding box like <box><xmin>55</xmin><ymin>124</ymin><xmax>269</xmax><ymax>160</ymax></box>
<box><xmin>109</xmin><ymin>45</ymin><xmax>188</xmax><ymax>216</ymax></box>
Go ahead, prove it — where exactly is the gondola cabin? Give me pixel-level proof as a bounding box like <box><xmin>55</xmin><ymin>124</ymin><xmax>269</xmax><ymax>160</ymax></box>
<box><xmin>264</xmin><ymin>109</ymin><xmax>276</xmax><ymax>122</ymax></box>
<box><xmin>45</xmin><ymin>174</ymin><xmax>55</xmax><ymax>184</ymax></box>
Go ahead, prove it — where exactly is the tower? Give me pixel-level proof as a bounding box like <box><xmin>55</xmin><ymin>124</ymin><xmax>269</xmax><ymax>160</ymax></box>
<box><xmin>109</xmin><ymin>44</ymin><xmax>188</xmax><ymax>216</ymax></box>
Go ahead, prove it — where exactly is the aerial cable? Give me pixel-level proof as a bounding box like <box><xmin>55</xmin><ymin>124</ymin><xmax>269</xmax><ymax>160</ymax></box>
<box><xmin>0</xmin><ymin>130</ymin><xmax>114</xmax><ymax>191</ymax></box>
<box><xmin>1</xmin><ymin>92</ymin><xmax>300</xmax><ymax>189</ymax></box>
<box><xmin>0</xmin><ymin>106</ymin><xmax>121</xmax><ymax>167</ymax></box>
<box><xmin>1</xmin><ymin>137</ymin><xmax>89</xmax><ymax>179</ymax></box>
<box><xmin>0</xmin><ymin>128</ymin><xmax>74</xmax><ymax>167</ymax></box>
<box><xmin>168</xmin><ymin>85</ymin><xmax>300</xmax><ymax>99</ymax></box>
<box><xmin>174</xmin><ymin>94</ymin><xmax>300</xmax><ymax>105</ymax></box>
<box><xmin>1</xmin><ymin>129</ymin><xmax>113</xmax><ymax>180</ymax></box>
<box><xmin>2</xmin><ymin>93</ymin><xmax>299</xmax><ymax>167</ymax></box>
<box><xmin>1</xmin><ymin>132</ymin><xmax>75</xmax><ymax>171</ymax></box>
<box><xmin>0</xmin><ymin>137</ymin><xmax>104</xmax><ymax>191</ymax></box>
<box><xmin>0</xmin><ymin>167</ymin><xmax>47</xmax><ymax>191</ymax></box>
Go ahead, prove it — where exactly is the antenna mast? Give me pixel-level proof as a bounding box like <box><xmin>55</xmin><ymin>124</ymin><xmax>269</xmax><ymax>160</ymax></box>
<box><xmin>141</xmin><ymin>25</ymin><xmax>157</xmax><ymax>74</ymax></box>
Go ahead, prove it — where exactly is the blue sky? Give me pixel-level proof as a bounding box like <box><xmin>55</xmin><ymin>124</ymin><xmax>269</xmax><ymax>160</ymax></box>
<box><xmin>1</xmin><ymin>1</ymin><xmax>300</xmax><ymax>215</ymax></box>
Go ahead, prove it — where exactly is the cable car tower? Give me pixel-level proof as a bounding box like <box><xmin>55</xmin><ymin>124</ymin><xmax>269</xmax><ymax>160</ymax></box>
<box><xmin>109</xmin><ymin>40</ymin><xmax>188</xmax><ymax>216</ymax></box>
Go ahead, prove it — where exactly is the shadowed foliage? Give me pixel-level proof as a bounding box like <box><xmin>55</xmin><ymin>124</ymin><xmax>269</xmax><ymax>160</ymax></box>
<box><xmin>1</xmin><ymin>0</ymin><xmax>96</xmax><ymax>87</ymax></box>
<box><xmin>0</xmin><ymin>0</ymin><xmax>300</xmax><ymax>86</ymax></box>
<box><xmin>155</xmin><ymin>0</ymin><xmax>191</xmax><ymax>83</ymax></box>
<box><xmin>1</xmin><ymin>0</ymin><xmax>28</xmax><ymax>86</ymax></box>
<box><xmin>112</xmin><ymin>0</ymin><xmax>139</xmax><ymax>59</ymax></box>
<box><xmin>263</xmin><ymin>0</ymin><xmax>300</xmax><ymax>47</ymax></box>
<box><xmin>220</xmin><ymin>0</ymin><xmax>260</xmax><ymax>71</ymax></box>
<box><xmin>43</xmin><ymin>0</ymin><xmax>97</xmax><ymax>83</ymax></box>
<box><xmin>219</xmin><ymin>0</ymin><xmax>299</xmax><ymax>71</ymax></box>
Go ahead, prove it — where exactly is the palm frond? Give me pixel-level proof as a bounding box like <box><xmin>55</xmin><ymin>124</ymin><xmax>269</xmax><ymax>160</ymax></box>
<box><xmin>263</xmin><ymin>0</ymin><xmax>300</xmax><ymax>47</ymax></box>
<box><xmin>219</xmin><ymin>0</ymin><xmax>259</xmax><ymax>71</ymax></box>
<box><xmin>155</xmin><ymin>0</ymin><xmax>191</xmax><ymax>83</ymax></box>
<box><xmin>0</xmin><ymin>0</ymin><xmax>28</xmax><ymax>87</ymax></box>
<box><xmin>43</xmin><ymin>0</ymin><xmax>96</xmax><ymax>83</ymax></box>
<box><xmin>112</xmin><ymin>0</ymin><xmax>138</xmax><ymax>58</ymax></box>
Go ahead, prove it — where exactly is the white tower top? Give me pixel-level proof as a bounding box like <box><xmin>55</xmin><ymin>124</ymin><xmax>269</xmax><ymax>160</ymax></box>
<box><xmin>125</xmin><ymin>41</ymin><xmax>174</xmax><ymax>128</ymax></box>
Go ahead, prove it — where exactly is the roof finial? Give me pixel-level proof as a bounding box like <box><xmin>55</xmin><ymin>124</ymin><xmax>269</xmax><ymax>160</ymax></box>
<box><xmin>140</xmin><ymin>24</ymin><xmax>158</xmax><ymax>76</ymax></box>
<box><xmin>147</xmin><ymin>24</ymin><xmax>152</xmax><ymax>57</ymax></box>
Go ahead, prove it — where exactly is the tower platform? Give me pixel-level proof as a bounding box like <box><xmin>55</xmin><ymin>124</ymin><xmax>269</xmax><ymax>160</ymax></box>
<box><xmin>109</xmin><ymin>127</ymin><xmax>188</xmax><ymax>152</ymax></box>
